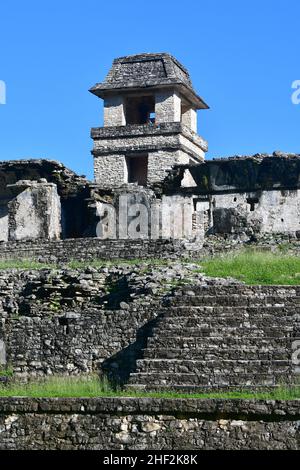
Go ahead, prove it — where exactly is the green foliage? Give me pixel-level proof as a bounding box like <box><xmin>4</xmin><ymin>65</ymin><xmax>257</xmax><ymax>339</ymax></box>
<box><xmin>49</xmin><ymin>299</ymin><xmax>61</xmax><ymax>312</ymax></box>
<box><xmin>0</xmin><ymin>375</ymin><xmax>300</xmax><ymax>399</ymax></box>
<box><xmin>0</xmin><ymin>366</ymin><xmax>14</xmax><ymax>377</ymax></box>
<box><xmin>0</xmin><ymin>374</ymin><xmax>114</xmax><ymax>398</ymax></box>
<box><xmin>0</xmin><ymin>260</ymin><xmax>55</xmax><ymax>270</ymax></box>
<box><xmin>200</xmin><ymin>249</ymin><xmax>300</xmax><ymax>285</ymax></box>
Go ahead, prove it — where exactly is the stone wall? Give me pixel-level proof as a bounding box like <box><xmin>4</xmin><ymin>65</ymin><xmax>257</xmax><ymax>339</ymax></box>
<box><xmin>93</xmin><ymin>154</ymin><xmax>127</xmax><ymax>188</ymax></box>
<box><xmin>92</xmin><ymin>123</ymin><xmax>207</xmax><ymax>158</ymax></box>
<box><xmin>0</xmin><ymin>234</ymin><xmax>300</xmax><ymax>264</ymax></box>
<box><xmin>0</xmin><ymin>238</ymin><xmax>190</xmax><ymax>262</ymax></box>
<box><xmin>198</xmin><ymin>189</ymin><xmax>300</xmax><ymax>235</ymax></box>
<box><xmin>1</xmin><ymin>264</ymin><xmax>300</xmax><ymax>388</ymax></box>
<box><xmin>164</xmin><ymin>153</ymin><xmax>300</xmax><ymax>195</ymax></box>
<box><xmin>163</xmin><ymin>153</ymin><xmax>300</xmax><ymax>237</ymax></box>
<box><xmin>147</xmin><ymin>150</ymin><xmax>188</xmax><ymax>185</ymax></box>
<box><xmin>0</xmin><ymin>159</ymin><xmax>90</xmax><ymax>240</ymax></box>
<box><xmin>0</xmin><ymin>263</ymin><xmax>207</xmax><ymax>382</ymax></box>
<box><xmin>0</xmin><ymin>397</ymin><xmax>299</xmax><ymax>450</ymax></box>
<box><xmin>92</xmin><ymin>123</ymin><xmax>207</xmax><ymax>187</ymax></box>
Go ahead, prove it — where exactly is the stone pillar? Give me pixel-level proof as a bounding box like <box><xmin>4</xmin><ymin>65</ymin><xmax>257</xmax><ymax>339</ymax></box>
<box><xmin>103</xmin><ymin>95</ymin><xmax>125</xmax><ymax>127</ymax></box>
<box><xmin>155</xmin><ymin>91</ymin><xmax>181</xmax><ymax>123</ymax></box>
<box><xmin>94</xmin><ymin>155</ymin><xmax>127</xmax><ymax>187</ymax></box>
<box><xmin>7</xmin><ymin>179</ymin><xmax>61</xmax><ymax>241</ymax></box>
<box><xmin>0</xmin><ymin>203</ymin><xmax>9</xmax><ymax>242</ymax></box>
<box><xmin>181</xmin><ymin>108</ymin><xmax>197</xmax><ymax>132</ymax></box>
<box><xmin>0</xmin><ymin>339</ymin><xmax>6</xmax><ymax>366</ymax></box>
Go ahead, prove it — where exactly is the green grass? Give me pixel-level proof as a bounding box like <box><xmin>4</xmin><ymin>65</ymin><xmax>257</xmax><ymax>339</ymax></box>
<box><xmin>0</xmin><ymin>260</ymin><xmax>55</xmax><ymax>270</ymax></box>
<box><xmin>200</xmin><ymin>250</ymin><xmax>300</xmax><ymax>285</ymax></box>
<box><xmin>0</xmin><ymin>375</ymin><xmax>113</xmax><ymax>398</ymax></box>
<box><xmin>0</xmin><ymin>367</ymin><xmax>14</xmax><ymax>377</ymax></box>
<box><xmin>0</xmin><ymin>375</ymin><xmax>300</xmax><ymax>400</ymax></box>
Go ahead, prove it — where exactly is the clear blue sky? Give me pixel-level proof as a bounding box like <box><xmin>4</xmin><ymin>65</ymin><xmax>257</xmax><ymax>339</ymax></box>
<box><xmin>0</xmin><ymin>0</ymin><xmax>299</xmax><ymax>179</ymax></box>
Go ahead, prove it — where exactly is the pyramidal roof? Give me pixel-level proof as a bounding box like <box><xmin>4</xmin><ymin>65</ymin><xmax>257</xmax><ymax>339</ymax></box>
<box><xmin>90</xmin><ymin>53</ymin><xmax>209</xmax><ymax>109</ymax></box>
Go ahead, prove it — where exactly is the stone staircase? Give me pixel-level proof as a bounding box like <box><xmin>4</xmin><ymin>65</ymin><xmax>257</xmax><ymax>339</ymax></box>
<box><xmin>126</xmin><ymin>285</ymin><xmax>300</xmax><ymax>391</ymax></box>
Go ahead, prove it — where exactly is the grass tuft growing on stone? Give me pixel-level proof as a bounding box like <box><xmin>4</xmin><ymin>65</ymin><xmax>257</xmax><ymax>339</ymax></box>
<box><xmin>1</xmin><ymin>376</ymin><xmax>300</xmax><ymax>400</ymax></box>
<box><xmin>200</xmin><ymin>249</ymin><xmax>300</xmax><ymax>285</ymax></box>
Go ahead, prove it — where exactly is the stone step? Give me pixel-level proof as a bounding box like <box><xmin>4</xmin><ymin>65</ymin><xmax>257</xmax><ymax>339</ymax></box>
<box><xmin>146</xmin><ymin>335</ymin><xmax>298</xmax><ymax>349</ymax></box>
<box><xmin>135</xmin><ymin>358</ymin><xmax>291</xmax><ymax>375</ymax></box>
<box><xmin>128</xmin><ymin>371</ymin><xmax>292</xmax><ymax>387</ymax></box>
<box><xmin>151</xmin><ymin>325</ymin><xmax>295</xmax><ymax>338</ymax></box>
<box><xmin>125</xmin><ymin>383</ymin><xmax>287</xmax><ymax>393</ymax></box>
<box><xmin>156</xmin><ymin>316</ymin><xmax>295</xmax><ymax>329</ymax></box>
<box><xmin>160</xmin><ymin>305</ymin><xmax>300</xmax><ymax>317</ymax></box>
<box><xmin>142</xmin><ymin>347</ymin><xmax>292</xmax><ymax>361</ymax></box>
<box><xmin>176</xmin><ymin>286</ymin><xmax>300</xmax><ymax>296</ymax></box>
<box><xmin>167</xmin><ymin>295</ymin><xmax>300</xmax><ymax>307</ymax></box>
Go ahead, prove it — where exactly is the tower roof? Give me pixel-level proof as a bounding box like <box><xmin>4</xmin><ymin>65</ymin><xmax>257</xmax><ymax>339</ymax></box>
<box><xmin>89</xmin><ymin>53</ymin><xmax>209</xmax><ymax>109</ymax></box>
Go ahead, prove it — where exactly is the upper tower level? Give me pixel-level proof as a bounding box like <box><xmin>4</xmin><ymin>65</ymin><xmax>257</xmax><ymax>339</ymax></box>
<box><xmin>90</xmin><ymin>53</ymin><xmax>209</xmax><ymax>188</ymax></box>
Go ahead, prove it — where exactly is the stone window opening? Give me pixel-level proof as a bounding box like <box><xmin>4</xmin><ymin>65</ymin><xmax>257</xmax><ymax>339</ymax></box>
<box><xmin>149</xmin><ymin>112</ymin><xmax>156</xmax><ymax>125</ymax></box>
<box><xmin>125</xmin><ymin>95</ymin><xmax>155</xmax><ymax>125</ymax></box>
<box><xmin>247</xmin><ymin>197</ymin><xmax>259</xmax><ymax>212</ymax></box>
<box><xmin>126</xmin><ymin>154</ymin><xmax>148</xmax><ymax>186</ymax></box>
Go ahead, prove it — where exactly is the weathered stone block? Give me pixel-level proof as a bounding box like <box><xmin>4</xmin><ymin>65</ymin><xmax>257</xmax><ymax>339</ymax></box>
<box><xmin>8</xmin><ymin>180</ymin><xmax>61</xmax><ymax>241</ymax></box>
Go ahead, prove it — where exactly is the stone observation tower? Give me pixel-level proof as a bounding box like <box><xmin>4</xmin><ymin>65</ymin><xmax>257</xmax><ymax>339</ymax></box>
<box><xmin>90</xmin><ymin>53</ymin><xmax>209</xmax><ymax>188</ymax></box>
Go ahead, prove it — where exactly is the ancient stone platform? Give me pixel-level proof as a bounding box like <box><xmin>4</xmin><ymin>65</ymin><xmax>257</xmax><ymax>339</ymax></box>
<box><xmin>0</xmin><ymin>397</ymin><xmax>300</xmax><ymax>450</ymax></box>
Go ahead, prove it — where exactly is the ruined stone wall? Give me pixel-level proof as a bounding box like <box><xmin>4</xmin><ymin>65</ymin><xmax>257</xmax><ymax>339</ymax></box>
<box><xmin>164</xmin><ymin>154</ymin><xmax>300</xmax><ymax>237</ymax></box>
<box><xmin>0</xmin><ymin>397</ymin><xmax>299</xmax><ymax>450</ymax></box>
<box><xmin>8</xmin><ymin>182</ymin><xmax>61</xmax><ymax>241</ymax></box>
<box><xmin>0</xmin><ymin>238</ymin><xmax>189</xmax><ymax>262</ymax></box>
<box><xmin>0</xmin><ymin>263</ymin><xmax>209</xmax><ymax>382</ymax></box>
<box><xmin>2</xmin><ymin>309</ymin><xmax>159</xmax><ymax>382</ymax></box>
<box><xmin>196</xmin><ymin>189</ymin><xmax>300</xmax><ymax>235</ymax></box>
<box><xmin>0</xmin><ymin>159</ymin><xmax>90</xmax><ymax>240</ymax></box>
<box><xmin>0</xmin><ymin>234</ymin><xmax>300</xmax><ymax>264</ymax></box>
<box><xmin>1</xmin><ymin>265</ymin><xmax>300</xmax><ymax>385</ymax></box>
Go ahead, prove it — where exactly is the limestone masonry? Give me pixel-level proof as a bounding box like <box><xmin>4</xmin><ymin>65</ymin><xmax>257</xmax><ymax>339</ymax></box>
<box><xmin>1</xmin><ymin>53</ymin><xmax>300</xmax><ymax>450</ymax></box>
<box><xmin>1</xmin><ymin>53</ymin><xmax>300</xmax><ymax>245</ymax></box>
<box><xmin>1</xmin><ymin>398</ymin><xmax>300</xmax><ymax>450</ymax></box>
